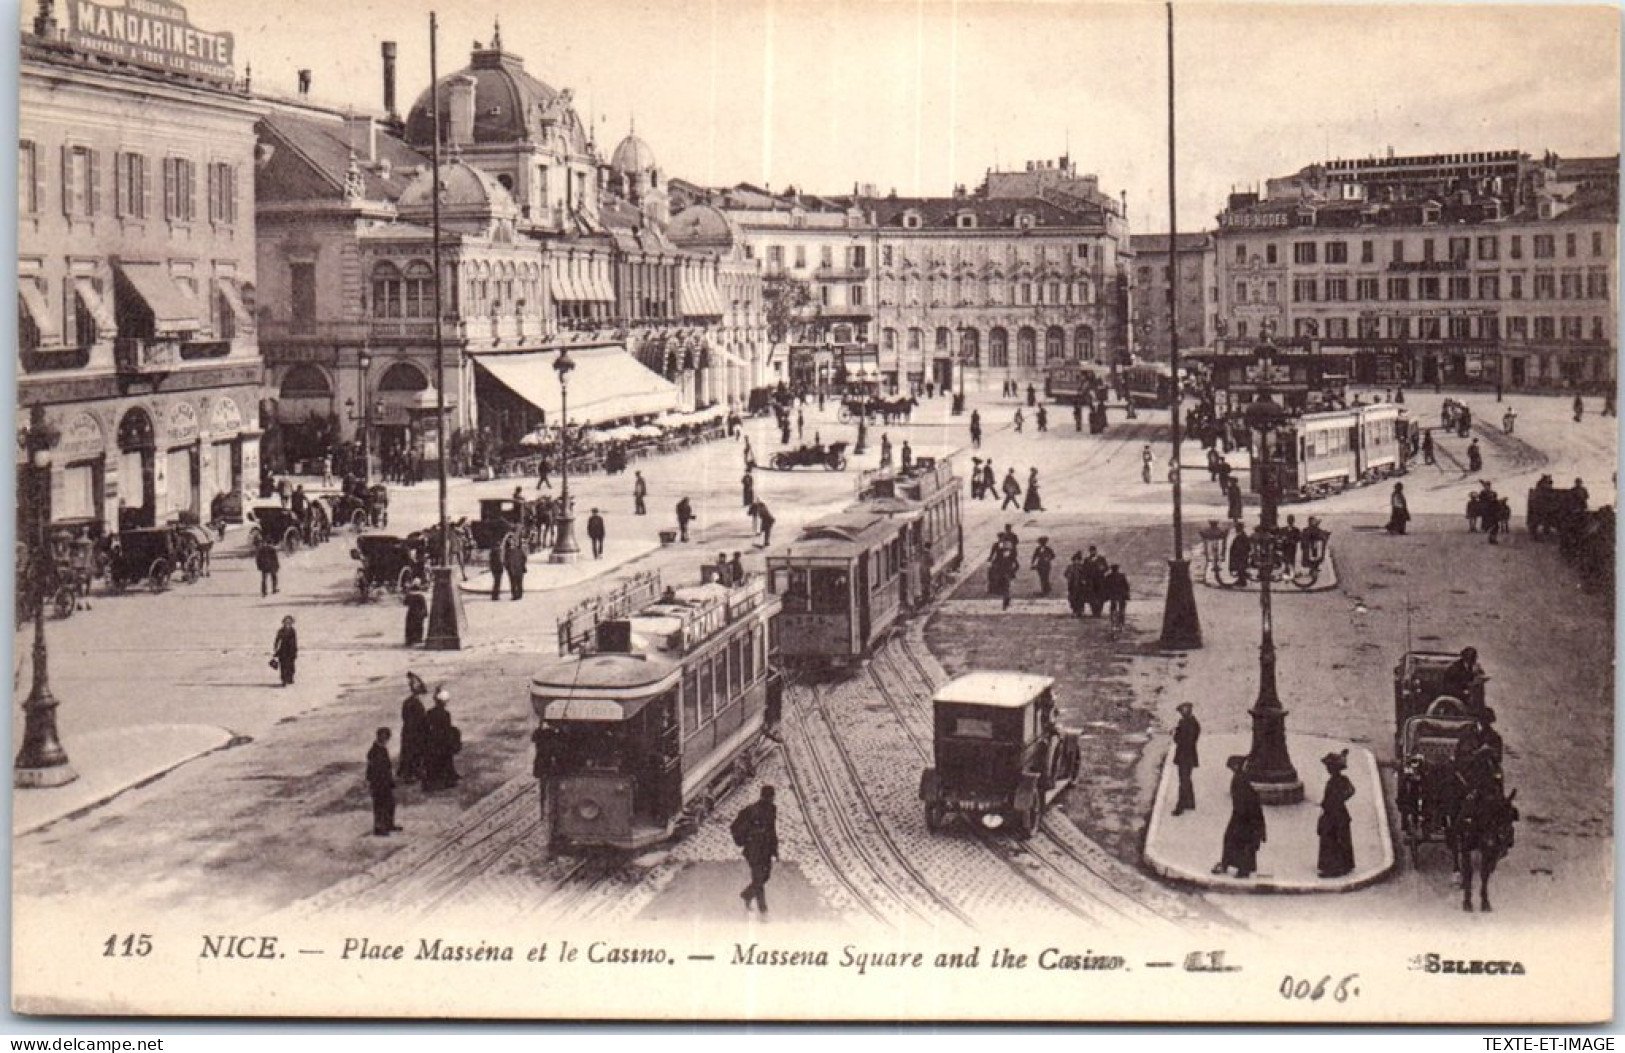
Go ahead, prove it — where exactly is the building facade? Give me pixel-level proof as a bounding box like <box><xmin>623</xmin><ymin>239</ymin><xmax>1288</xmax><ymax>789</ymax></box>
<box><xmin>1128</xmin><ymin>232</ymin><xmax>1217</xmax><ymax>361</ymax></box>
<box><xmin>19</xmin><ymin>2</ymin><xmax>263</xmax><ymax>534</ymax></box>
<box><xmin>1213</xmin><ymin>149</ymin><xmax>1618</xmax><ymax>390</ymax></box>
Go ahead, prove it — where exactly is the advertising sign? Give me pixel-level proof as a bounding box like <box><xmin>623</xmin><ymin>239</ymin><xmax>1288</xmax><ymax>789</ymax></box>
<box><xmin>66</xmin><ymin>0</ymin><xmax>235</xmax><ymax>84</ymax></box>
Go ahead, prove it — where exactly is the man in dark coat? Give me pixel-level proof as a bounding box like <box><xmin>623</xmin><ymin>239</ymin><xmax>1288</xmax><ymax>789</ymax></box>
<box><xmin>969</xmin><ymin>410</ymin><xmax>982</xmax><ymax>448</ymax></box>
<box><xmin>398</xmin><ymin>673</ymin><xmax>429</xmax><ymax>783</ymax></box>
<box><xmin>422</xmin><ymin>686</ymin><xmax>460</xmax><ymax>791</ymax></box>
<box><xmin>990</xmin><ymin>541</ymin><xmax>1019</xmax><ymax>610</ymax></box>
<box><xmin>900</xmin><ymin>440</ymin><xmax>913</xmax><ymax>473</ymax></box>
<box><xmin>1172</xmin><ymin>702</ymin><xmax>1200</xmax><ymax>815</ymax></box>
<box><xmin>1213</xmin><ymin>755</ymin><xmax>1266</xmax><ymax>878</ymax></box>
<box><xmin>1030</xmin><ymin>537</ymin><xmax>1056</xmax><ymax>596</ymax></box>
<box><xmin>742</xmin><ymin>470</ymin><xmax>755</xmax><ymax>510</ymax></box>
<box><xmin>980</xmin><ymin>460</ymin><xmax>996</xmax><ymax>501</ymax></box>
<box><xmin>1226</xmin><ymin>477</ymin><xmax>1244</xmax><ymax>521</ymax></box>
<box><xmin>969</xmin><ymin>458</ymin><xmax>983</xmax><ymax>499</ymax></box>
<box><xmin>488</xmin><ymin>532</ymin><xmax>507</xmax><ymax>600</ymax></box>
<box><xmin>734</xmin><ymin>785</ymin><xmax>780</xmax><ymax>912</ymax></box>
<box><xmin>1000</xmin><ymin>469</ymin><xmax>1023</xmax><ymax>511</ymax></box>
<box><xmin>676</xmin><ymin>497</ymin><xmax>694</xmax><ymax>542</ymax></box>
<box><xmin>1228</xmin><ymin>524</ymin><xmax>1253</xmax><ymax>586</ymax></box>
<box><xmin>586</xmin><ymin>508</ymin><xmax>606</xmax><ymax>559</ymax></box>
<box><xmin>1103</xmin><ymin>564</ymin><xmax>1130</xmax><ymax>624</ymax></box>
<box><xmin>1316</xmin><ymin>750</ymin><xmax>1356</xmax><ymax>878</ymax></box>
<box><xmin>1442</xmin><ymin>646</ymin><xmax>1488</xmax><ymax>712</ymax></box>
<box><xmin>367</xmin><ymin>728</ymin><xmax>401</xmax><ymax>836</ymax></box>
<box><xmin>504</xmin><ymin>534</ymin><xmax>528</xmax><ymax>599</ymax></box>
<box><xmin>272</xmin><ymin>615</ymin><xmax>298</xmax><ymax>687</ymax></box>
<box><xmin>1386</xmin><ymin>482</ymin><xmax>1410</xmax><ymax>535</ymax></box>
<box><xmin>256</xmin><ymin>539</ymin><xmax>281</xmax><ymax>597</ymax></box>
<box><xmin>754</xmin><ymin>501</ymin><xmax>776</xmax><ymax>547</ymax></box>
<box><xmin>633</xmin><ymin>471</ymin><xmax>647</xmax><ymax>515</ymax></box>
<box><xmin>1064</xmin><ymin>552</ymin><xmax>1087</xmax><ymax>617</ymax></box>
<box><xmin>403</xmin><ymin>586</ymin><xmax>428</xmax><ymax>646</ymax></box>
<box><xmin>1082</xmin><ymin>546</ymin><xmax>1108</xmax><ymax>617</ymax></box>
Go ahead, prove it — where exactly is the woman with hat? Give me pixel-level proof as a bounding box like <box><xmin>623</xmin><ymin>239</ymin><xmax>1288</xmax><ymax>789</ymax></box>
<box><xmin>422</xmin><ymin>685</ymin><xmax>462</xmax><ymax>792</ymax></box>
<box><xmin>1213</xmin><ymin>756</ymin><xmax>1265</xmax><ymax>879</ymax></box>
<box><xmin>1317</xmin><ymin>750</ymin><xmax>1356</xmax><ymax>879</ymax></box>
<box><xmin>397</xmin><ymin>672</ymin><xmax>429</xmax><ymax>784</ymax></box>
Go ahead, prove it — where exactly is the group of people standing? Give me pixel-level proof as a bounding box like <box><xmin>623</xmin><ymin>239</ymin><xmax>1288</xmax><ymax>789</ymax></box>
<box><xmin>366</xmin><ymin>673</ymin><xmax>464</xmax><ymax>837</ymax></box>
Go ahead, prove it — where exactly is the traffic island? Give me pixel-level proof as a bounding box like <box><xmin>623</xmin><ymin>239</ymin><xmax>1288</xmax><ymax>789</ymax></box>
<box><xmin>1144</xmin><ymin>732</ymin><xmax>1394</xmax><ymax>893</ymax></box>
<box><xmin>1188</xmin><ymin>546</ymin><xmax>1341</xmax><ymax>593</ymax></box>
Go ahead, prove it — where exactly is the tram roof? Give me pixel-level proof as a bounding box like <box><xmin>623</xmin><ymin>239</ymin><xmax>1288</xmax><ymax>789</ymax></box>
<box><xmin>933</xmin><ymin>671</ymin><xmax>1055</xmax><ymax>709</ymax></box>
<box><xmin>776</xmin><ymin>512</ymin><xmax>900</xmax><ymax>555</ymax></box>
<box><xmin>530</xmin><ymin>651</ymin><xmax>680</xmax><ymax>716</ymax></box>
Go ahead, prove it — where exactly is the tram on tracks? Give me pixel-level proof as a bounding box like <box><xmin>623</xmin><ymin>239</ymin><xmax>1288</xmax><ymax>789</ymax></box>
<box><xmin>767</xmin><ymin>456</ymin><xmax>963</xmax><ymax>669</ymax></box>
<box><xmin>1121</xmin><ymin>363</ymin><xmax>1178</xmax><ymax>409</ymax></box>
<box><xmin>531</xmin><ymin>567</ymin><xmax>782</xmax><ymax>852</ymax></box>
<box><xmin>1043</xmin><ymin>362</ymin><xmax>1108</xmax><ymax>404</ymax></box>
<box><xmin>1248</xmin><ymin>401</ymin><xmax>1408</xmax><ymax>501</ymax></box>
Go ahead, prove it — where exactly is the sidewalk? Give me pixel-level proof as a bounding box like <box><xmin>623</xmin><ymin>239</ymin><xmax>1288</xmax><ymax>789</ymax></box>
<box><xmin>1143</xmin><ymin>731</ymin><xmax>1394</xmax><ymax>893</ymax></box>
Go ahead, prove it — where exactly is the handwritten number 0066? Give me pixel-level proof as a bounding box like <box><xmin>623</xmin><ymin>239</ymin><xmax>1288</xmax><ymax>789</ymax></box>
<box><xmin>1280</xmin><ymin>974</ymin><xmax>1360</xmax><ymax>1002</ymax></box>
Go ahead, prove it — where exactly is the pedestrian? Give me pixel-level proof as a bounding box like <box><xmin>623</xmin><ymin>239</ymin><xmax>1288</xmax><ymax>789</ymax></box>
<box><xmin>366</xmin><ymin>728</ymin><xmax>401</xmax><ymax>837</ymax></box>
<box><xmin>980</xmin><ymin>461</ymin><xmax>996</xmax><ymax>503</ymax></box>
<box><xmin>1023</xmin><ymin>468</ymin><xmax>1044</xmax><ymax>512</ymax></box>
<box><xmin>1026</xmin><ymin>383</ymin><xmax>1037</xmax><ymax>408</ymax></box>
<box><xmin>676</xmin><ymin>496</ymin><xmax>694</xmax><ymax>542</ymax></box>
<box><xmin>1082</xmin><ymin>546</ymin><xmax>1107</xmax><ymax>617</ymax></box>
<box><xmin>1226</xmin><ymin>477</ymin><xmax>1244</xmax><ymax>521</ymax></box>
<box><xmin>1228</xmin><ymin>523</ymin><xmax>1252</xmax><ymax>586</ymax></box>
<box><xmin>744</xmin><ymin>437</ymin><xmax>756</xmax><ymax>472</ymax></box>
<box><xmin>1063</xmin><ymin>551</ymin><xmax>1087</xmax><ymax>617</ymax></box>
<box><xmin>1103</xmin><ymin>563</ymin><xmax>1129</xmax><ymax>625</ymax></box>
<box><xmin>970</xmin><ymin>458</ymin><xmax>984</xmax><ymax>500</ymax></box>
<box><xmin>291</xmin><ymin>484</ymin><xmax>309</xmax><ymax>525</ymax></box>
<box><xmin>1502</xmin><ymin>408</ymin><xmax>1517</xmax><ymax>435</ymax></box>
<box><xmin>255</xmin><ymin>537</ymin><xmax>281</xmax><ymax>597</ymax></box>
<box><xmin>536</xmin><ymin>455</ymin><xmax>552</xmax><ymax>490</ymax></box>
<box><xmin>587</xmin><ymin>508</ymin><xmax>606</xmax><ymax>559</ymax></box>
<box><xmin>879</xmin><ymin>432</ymin><xmax>893</xmax><ymax>468</ymax></box>
<box><xmin>271</xmin><ymin>614</ymin><xmax>298</xmax><ymax>687</ymax></box>
<box><xmin>1279</xmin><ymin>515</ymin><xmax>1301</xmax><ymax>571</ymax></box>
<box><xmin>1467</xmin><ymin>438</ymin><xmax>1482</xmax><ymax>473</ymax></box>
<box><xmin>1036</xmin><ymin>405</ymin><xmax>1048</xmax><ymax>433</ymax></box>
<box><xmin>969</xmin><ymin>410</ymin><xmax>982</xmax><ymax>449</ymax></box>
<box><xmin>1573</xmin><ymin>393</ymin><xmax>1585</xmax><ymax>422</ymax></box>
<box><xmin>1212</xmin><ymin>755</ymin><xmax>1266</xmax><ymax>879</ymax></box>
<box><xmin>1141</xmin><ymin>445</ymin><xmax>1153</xmax><ymax>484</ymax></box>
<box><xmin>729</xmin><ymin>551</ymin><xmax>745</xmax><ymax>585</ymax></box>
<box><xmin>754</xmin><ymin>500</ymin><xmax>775</xmax><ymax>547</ymax></box>
<box><xmin>398</xmin><ymin>672</ymin><xmax>429</xmax><ymax>784</ymax></box>
<box><xmin>633</xmin><ymin>470</ymin><xmax>648</xmax><ymax>515</ymax></box>
<box><xmin>321</xmin><ymin>454</ymin><xmax>334</xmax><ymax>488</ymax></box>
<box><xmin>1013</xmin><ymin>408</ymin><xmax>1024</xmax><ymax>433</ymax></box>
<box><xmin>504</xmin><ymin>533</ymin><xmax>528</xmax><ymax>599</ymax></box>
<box><xmin>422</xmin><ymin>685</ymin><xmax>461</xmax><ymax>792</ymax></box>
<box><xmin>488</xmin><ymin>532</ymin><xmax>507</xmax><ymax>601</ymax></box>
<box><xmin>1315</xmin><ymin>750</ymin><xmax>1356</xmax><ymax>878</ymax></box>
<box><xmin>1031</xmin><ymin>536</ymin><xmax>1056</xmax><ymax>596</ymax></box>
<box><xmin>1207</xmin><ymin>447</ymin><xmax>1222</xmax><ymax>482</ymax></box>
<box><xmin>1385</xmin><ymin>482</ymin><xmax>1410</xmax><ymax>535</ymax></box>
<box><xmin>732</xmin><ymin>785</ymin><xmax>780</xmax><ymax>913</ymax></box>
<box><xmin>742</xmin><ymin>470</ymin><xmax>755</xmax><ymax>511</ymax></box>
<box><xmin>277</xmin><ymin>477</ymin><xmax>291</xmax><ymax>508</ymax></box>
<box><xmin>404</xmin><ymin>585</ymin><xmax>428</xmax><ymax>646</ymax></box>
<box><xmin>1482</xmin><ymin>485</ymin><xmax>1502</xmax><ymax>545</ymax></box>
<box><xmin>1000</xmin><ymin>468</ymin><xmax>1023</xmax><ymax>511</ymax></box>
<box><xmin>1073</xmin><ymin>399</ymin><xmax>1084</xmax><ymax>432</ymax></box>
<box><xmin>1171</xmin><ymin>702</ymin><xmax>1200</xmax><ymax>815</ymax></box>
<box><xmin>990</xmin><ymin>540</ymin><xmax>1019</xmax><ymax>610</ymax></box>
<box><xmin>796</xmin><ymin>409</ymin><xmax>804</xmax><ymax>440</ymax></box>
<box><xmin>900</xmin><ymin>440</ymin><xmax>913</xmax><ymax>473</ymax></box>
<box><xmin>1422</xmin><ymin>430</ymin><xmax>1436</xmax><ymax>466</ymax></box>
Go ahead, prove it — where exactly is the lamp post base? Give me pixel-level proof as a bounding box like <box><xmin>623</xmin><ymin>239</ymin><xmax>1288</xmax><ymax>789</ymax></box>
<box><xmin>1158</xmin><ymin>558</ymin><xmax>1202</xmax><ymax>650</ymax></box>
<box><xmin>549</xmin><ymin>512</ymin><xmax>581</xmax><ymax>564</ymax></box>
<box><xmin>424</xmin><ymin>565</ymin><xmax>467</xmax><ymax>650</ymax></box>
<box><xmin>16</xmin><ymin>685</ymin><xmax>76</xmax><ymax>789</ymax></box>
<box><xmin>1245</xmin><ymin>701</ymin><xmax>1303</xmax><ymax>805</ymax></box>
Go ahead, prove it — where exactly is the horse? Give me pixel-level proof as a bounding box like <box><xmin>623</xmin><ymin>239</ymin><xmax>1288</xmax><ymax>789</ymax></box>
<box><xmin>1452</xmin><ymin>784</ymin><xmax>1519</xmax><ymax>912</ymax></box>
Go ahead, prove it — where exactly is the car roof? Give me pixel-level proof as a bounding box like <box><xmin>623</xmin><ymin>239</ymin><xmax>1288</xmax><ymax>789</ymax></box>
<box><xmin>933</xmin><ymin>671</ymin><xmax>1054</xmax><ymax>709</ymax></box>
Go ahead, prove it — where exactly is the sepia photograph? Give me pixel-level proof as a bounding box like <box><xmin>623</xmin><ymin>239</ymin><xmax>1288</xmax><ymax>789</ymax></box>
<box><xmin>7</xmin><ymin>0</ymin><xmax>1619</xmax><ymax>1024</ymax></box>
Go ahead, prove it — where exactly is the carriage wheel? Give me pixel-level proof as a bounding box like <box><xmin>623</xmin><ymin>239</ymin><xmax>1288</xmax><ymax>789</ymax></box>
<box><xmin>182</xmin><ymin>553</ymin><xmax>203</xmax><ymax>584</ymax></box>
<box><xmin>838</xmin><ymin>406</ymin><xmax>852</xmax><ymax>423</ymax></box>
<box><xmin>831</xmin><ymin>455</ymin><xmax>848</xmax><ymax>471</ymax></box>
<box><xmin>149</xmin><ymin>559</ymin><xmax>172</xmax><ymax>591</ymax></box>
<box><xmin>351</xmin><ymin>509</ymin><xmax>368</xmax><ymax>530</ymax></box>
<box><xmin>52</xmin><ymin>585</ymin><xmax>76</xmax><ymax>619</ymax></box>
<box><xmin>772</xmin><ymin>453</ymin><xmax>789</xmax><ymax>471</ymax></box>
<box><xmin>281</xmin><ymin>527</ymin><xmax>301</xmax><ymax>555</ymax></box>
<box><xmin>356</xmin><ymin>570</ymin><xmax>372</xmax><ymax>601</ymax></box>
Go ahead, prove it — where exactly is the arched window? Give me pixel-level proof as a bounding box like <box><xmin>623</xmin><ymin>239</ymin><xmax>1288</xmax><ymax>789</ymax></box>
<box><xmin>1017</xmin><ymin>327</ymin><xmax>1037</xmax><ymax>367</ymax></box>
<box><xmin>378</xmin><ymin>361</ymin><xmax>429</xmax><ymax>392</ymax></box>
<box><xmin>989</xmin><ymin>327</ymin><xmax>1009</xmax><ymax>368</ymax></box>
<box><xmin>961</xmin><ymin>328</ymin><xmax>980</xmax><ymax>368</ymax></box>
<box><xmin>936</xmin><ymin>327</ymin><xmax>952</xmax><ymax>355</ymax></box>
<box><xmin>403</xmin><ymin>262</ymin><xmax>435</xmax><ymax>319</ymax></box>
<box><xmin>1045</xmin><ymin>326</ymin><xmax>1066</xmax><ymax>362</ymax></box>
<box><xmin>1074</xmin><ymin>326</ymin><xmax>1094</xmax><ymax>362</ymax></box>
<box><xmin>907</xmin><ymin>327</ymin><xmax>923</xmax><ymax>353</ymax></box>
<box><xmin>279</xmin><ymin>363</ymin><xmax>332</xmax><ymax>398</ymax></box>
<box><xmin>371</xmin><ymin>261</ymin><xmax>403</xmax><ymax>318</ymax></box>
<box><xmin>882</xmin><ymin>328</ymin><xmax>897</xmax><ymax>354</ymax></box>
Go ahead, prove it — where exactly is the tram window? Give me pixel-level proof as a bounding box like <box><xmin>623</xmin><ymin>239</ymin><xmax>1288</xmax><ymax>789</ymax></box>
<box><xmin>744</xmin><ymin>628</ymin><xmax>757</xmax><ymax>682</ymax></box>
<box><xmin>780</xmin><ymin>567</ymin><xmax>810</xmax><ymax>611</ymax></box>
<box><xmin>732</xmin><ymin>636</ymin><xmax>746</xmax><ymax>694</ymax></box>
<box><xmin>681</xmin><ymin>669</ymin><xmax>699</xmax><ymax>733</ymax></box>
<box><xmin>950</xmin><ymin>716</ymin><xmax>994</xmax><ymax>739</ymax></box>
<box><xmin>810</xmin><ymin>569</ymin><xmax>850</xmax><ymax>612</ymax></box>
<box><xmin>699</xmin><ymin>662</ymin><xmax>715</xmax><ymax>723</ymax></box>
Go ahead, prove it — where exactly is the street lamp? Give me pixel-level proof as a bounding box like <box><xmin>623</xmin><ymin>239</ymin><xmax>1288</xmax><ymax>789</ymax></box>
<box><xmin>549</xmin><ymin>348</ymin><xmax>581</xmax><ymax>563</ymax></box>
<box><xmin>16</xmin><ymin>404</ymin><xmax>75</xmax><ymax>788</ymax></box>
<box><xmin>358</xmin><ymin>350</ymin><xmax>372</xmax><ymax>483</ymax></box>
<box><xmin>1240</xmin><ymin>360</ymin><xmax>1303</xmax><ymax>805</ymax></box>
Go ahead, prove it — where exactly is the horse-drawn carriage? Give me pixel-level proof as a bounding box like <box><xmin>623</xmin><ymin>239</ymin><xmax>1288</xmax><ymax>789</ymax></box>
<box><xmin>771</xmin><ymin>441</ymin><xmax>849</xmax><ymax>472</ymax></box>
<box><xmin>838</xmin><ymin>394</ymin><xmax>916</xmax><ymax>424</ymax></box>
<box><xmin>471</xmin><ymin>496</ymin><xmax>552</xmax><ymax>554</ymax></box>
<box><xmin>352</xmin><ymin>534</ymin><xmax>429</xmax><ymax>600</ymax></box>
<box><xmin>248</xmin><ymin>505</ymin><xmax>306</xmax><ymax>555</ymax></box>
<box><xmin>103</xmin><ymin>525</ymin><xmax>207</xmax><ymax>591</ymax></box>
<box><xmin>332</xmin><ymin>484</ymin><xmax>389</xmax><ymax>530</ymax></box>
<box><xmin>1391</xmin><ymin>648</ymin><xmax>1519</xmax><ymax>911</ymax></box>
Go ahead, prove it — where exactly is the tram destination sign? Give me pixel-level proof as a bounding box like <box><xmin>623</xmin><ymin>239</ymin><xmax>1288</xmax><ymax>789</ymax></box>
<box><xmin>66</xmin><ymin>0</ymin><xmax>235</xmax><ymax>84</ymax></box>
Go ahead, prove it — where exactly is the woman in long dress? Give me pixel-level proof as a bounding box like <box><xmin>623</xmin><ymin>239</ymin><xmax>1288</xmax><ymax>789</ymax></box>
<box><xmin>1023</xmin><ymin>469</ymin><xmax>1045</xmax><ymax>512</ymax></box>
<box><xmin>1317</xmin><ymin>750</ymin><xmax>1356</xmax><ymax>878</ymax></box>
<box><xmin>1213</xmin><ymin>756</ymin><xmax>1266</xmax><ymax>878</ymax></box>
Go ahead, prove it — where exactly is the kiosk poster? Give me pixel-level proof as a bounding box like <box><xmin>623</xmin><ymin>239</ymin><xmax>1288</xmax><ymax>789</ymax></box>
<box><xmin>11</xmin><ymin>0</ymin><xmax>1618</xmax><ymax>1024</ymax></box>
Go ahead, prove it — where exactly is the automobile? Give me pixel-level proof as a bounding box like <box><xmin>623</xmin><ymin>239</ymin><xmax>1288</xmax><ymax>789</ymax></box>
<box><xmin>770</xmin><ymin>440</ymin><xmax>849</xmax><ymax>472</ymax></box>
<box><xmin>103</xmin><ymin>527</ymin><xmax>186</xmax><ymax>591</ymax></box>
<box><xmin>352</xmin><ymin>534</ymin><xmax>429</xmax><ymax>600</ymax></box>
<box><xmin>247</xmin><ymin>505</ymin><xmax>305</xmax><ymax>555</ymax></box>
<box><xmin>918</xmin><ymin>671</ymin><xmax>1081</xmax><ymax>838</ymax></box>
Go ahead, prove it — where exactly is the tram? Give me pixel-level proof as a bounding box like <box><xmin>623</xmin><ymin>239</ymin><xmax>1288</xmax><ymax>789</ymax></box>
<box><xmin>1249</xmin><ymin>402</ymin><xmax>1408</xmax><ymax>501</ymax></box>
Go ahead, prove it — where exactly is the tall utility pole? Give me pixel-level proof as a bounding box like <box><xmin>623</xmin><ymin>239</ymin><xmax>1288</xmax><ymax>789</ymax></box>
<box><xmin>424</xmin><ymin>9</ymin><xmax>467</xmax><ymax>650</ymax></box>
<box><xmin>1159</xmin><ymin>1</ymin><xmax>1201</xmax><ymax>650</ymax></box>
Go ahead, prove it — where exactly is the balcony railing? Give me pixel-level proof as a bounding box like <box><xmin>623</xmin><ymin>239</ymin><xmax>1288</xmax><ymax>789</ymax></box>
<box><xmin>180</xmin><ymin>339</ymin><xmax>232</xmax><ymax>360</ymax></box>
<box><xmin>20</xmin><ymin>345</ymin><xmax>93</xmax><ymax>373</ymax></box>
<box><xmin>114</xmin><ymin>336</ymin><xmax>182</xmax><ymax>373</ymax></box>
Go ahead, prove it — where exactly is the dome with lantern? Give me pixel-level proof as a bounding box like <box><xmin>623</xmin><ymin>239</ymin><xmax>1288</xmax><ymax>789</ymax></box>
<box><xmin>397</xmin><ymin>158</ymin><xmax>519</xmax><ymax>235</ymax></box>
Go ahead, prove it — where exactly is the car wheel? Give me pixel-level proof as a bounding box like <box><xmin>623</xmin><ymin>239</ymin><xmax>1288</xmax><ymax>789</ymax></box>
<box><xmin>351</xmin><ymin>509</ymin><xmax>368</xmax><ymax>530</ymax></box>
<box><xmin>53</xmin><ymin>586</ymin><xmax>76</xmax><ymax>619</ymax></box>
<box><xmin>150</xmin><ymin>559</ymin><xmax>172</xmax><ymax>591</ymax></box>
<box><xmin>772</xmin><ymin>454</ymin><xmax>789</xmax><ymax>471</ymax></box>
<box><xmin>832</xmin><ymin>455</ymin><xmax>848</xmax><ymax>471</ymax></box>
<box><xmin>183</xmin><ymin>554</ymin><xmax>203</xmax><ymax>584</ymax></box>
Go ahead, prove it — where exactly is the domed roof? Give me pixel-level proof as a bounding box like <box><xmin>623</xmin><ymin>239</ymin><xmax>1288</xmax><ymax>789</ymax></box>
<box><xmin>611</xmin><ymin>131</ymin><xmax>658</xmax><ymax>176</ymax></box>
<box><xmin>397</xmin><ymin>159</ymin><xmax>518</xmax><ymax>221</ymax></box>
<box><xmin>668</xmin><ymin>203</ymin><xmax>741</xmax><ymax>250</ymax></box>
<box><xmin>403</xmin><ymin>44</ymin><xmax>588</xmax><ymax>153</ymax></box>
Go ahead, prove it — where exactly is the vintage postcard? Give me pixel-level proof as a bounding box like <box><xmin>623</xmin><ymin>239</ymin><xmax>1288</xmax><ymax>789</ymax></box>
<box><xmin>10</xmin><ymin>0</ymin><xmax>1617</xmax><ymax>1023</ymax></box>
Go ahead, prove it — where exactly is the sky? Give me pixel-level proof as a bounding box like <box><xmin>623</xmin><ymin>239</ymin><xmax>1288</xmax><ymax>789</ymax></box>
<box><xmin>26</xmin><ymin>0</ymin><xmax>1624</xmax><ymax>231</ymax></box>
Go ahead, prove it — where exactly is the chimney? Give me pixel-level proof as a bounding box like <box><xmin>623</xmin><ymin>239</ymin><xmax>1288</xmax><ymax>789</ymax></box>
<box><xmin>297</xmin><ymin>69</ymin><xmax>312</xmax><ymax>96</ymax></box>
<box><xmin>345</xmin><ymin>114</ymin><xmax>377</xmax><ymax>163</ymax></box>
<box><xmin>447</xmin><ymin>74</ymin><xmax>477</xmax><ymax>146</ymax></box>
<box><xmin>381</xmin><ymin>42</ymin><xmax>399</xmax><ymax>121</ymax></box>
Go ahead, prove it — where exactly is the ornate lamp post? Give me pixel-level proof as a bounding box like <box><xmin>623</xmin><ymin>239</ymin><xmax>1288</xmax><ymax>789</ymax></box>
<box><xmin>16</xmin><ymin>404</ymin><xmax>76</xmax><ymax>788</ymax></box>
<box><xmin>344</xmin><ymin>351</ymin><xmax>375</xmax><ymax>483</ymax></box>
<box><xmin>549</xmin><ymin>348</ymin><xmax>581</xmax><ymax>563</ymax></box>
<box><xmin>1240</xmin><ymin>333</ymin><xmax>1303</xmax><ymax>805</ymax></box>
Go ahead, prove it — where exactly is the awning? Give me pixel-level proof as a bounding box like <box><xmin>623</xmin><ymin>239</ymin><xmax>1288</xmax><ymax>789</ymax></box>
<box><xmin>586</xmin><ymin>268</ymin><xmax>615</xmax><ymax>303</ymax></box>
<box><xmin>72</xmin><ymin>276</ymin><xmax>116</xmax><ymax>334</ymax></box>
<box><xmin>473</xmin><ymin>345</ymin><xmax>681</xmax><ymax>426</ymax></box>
<box><xmin>116</xmin><ymin>262</ymin><xmax>198</xmax><ymax>334</ymax></box>
<box><xmin>700</xmin><ymin>273</ymin><xmax>725</xmax><ymax>316</ymax></box>
<box><xmin>19</xmin><ymin>282</ymin><xmax>59</xmax><ymax>343</ymax></box>
<box><xmin>214</xmin><ymin>277</ymin><xmax>251</xmax><ymax>329</ymax></box>
<box><xmin>549</xmin><ymin>270</ymin><xmax>584</xmax><ymax>304</ymax></box>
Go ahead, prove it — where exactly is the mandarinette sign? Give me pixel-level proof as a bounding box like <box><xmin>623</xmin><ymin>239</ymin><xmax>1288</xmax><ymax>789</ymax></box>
<box><xmin>66</xmin><ymin>0</ymin><xmax>235</xmax><ymax>84</ymax></box>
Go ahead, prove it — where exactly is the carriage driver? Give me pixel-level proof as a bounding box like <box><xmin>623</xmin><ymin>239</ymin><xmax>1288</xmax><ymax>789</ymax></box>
<box><xmin>1441</xmin><ymin>647</ymin><xmax>1489</xmax><ymax>713</ymax></box>
<box><xmin>1454</xmin><ymin>708</ymin><xmax>1504</xmax><ymax>775</ymax></box>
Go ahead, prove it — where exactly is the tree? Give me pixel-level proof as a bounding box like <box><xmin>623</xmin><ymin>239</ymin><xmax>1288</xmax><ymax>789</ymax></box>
<box><xmin>763</xmin><ymin>275</ymin><xmax>813</xmax><ymax>346</ymax></box>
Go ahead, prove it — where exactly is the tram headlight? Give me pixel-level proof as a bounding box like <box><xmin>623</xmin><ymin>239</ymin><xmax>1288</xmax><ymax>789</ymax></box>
<box><xmin>575</xmin><ymin>799</ymin><xmax>602</xmax><ymax>821</ymax></box>
<box><xmin>981</xmin><ymin>813</ymin><xmax>1004</xmax><ymax>830</ymax></box>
